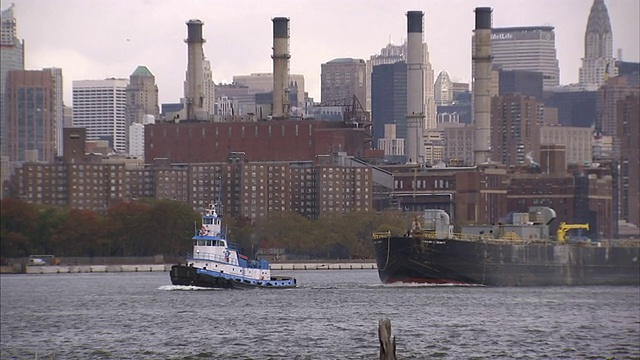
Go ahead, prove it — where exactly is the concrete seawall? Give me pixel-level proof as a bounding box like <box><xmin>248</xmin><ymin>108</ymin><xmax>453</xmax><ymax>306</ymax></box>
<box><xmin>25</xmin><ymin>264</ymin><xmax>171</xmax><ymax>274</ymax></box>
<box><xmin>3</xmin><ymin>262</ymin><xmax>377</xmax><ymax>274</ymax></box>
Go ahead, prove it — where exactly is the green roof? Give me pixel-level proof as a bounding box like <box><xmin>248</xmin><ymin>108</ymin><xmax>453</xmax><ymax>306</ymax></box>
<box><xmin>131</xmin><ymin>65</ymin><xmax>153</xmax><ymax>77</ymax></box>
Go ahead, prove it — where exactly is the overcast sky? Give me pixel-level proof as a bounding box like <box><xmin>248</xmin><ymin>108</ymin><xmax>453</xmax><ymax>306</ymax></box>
<box><xmin>11</xmin><ymin>0</ymin><xmax>640</xmax><ymax>105</ymax></box>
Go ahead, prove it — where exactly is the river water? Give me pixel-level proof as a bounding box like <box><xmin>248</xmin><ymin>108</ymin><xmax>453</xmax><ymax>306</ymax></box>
<box><xmin>1</xmin><ymin>270</ymin><xmax>639</xmax><ymax>359</ymax></box>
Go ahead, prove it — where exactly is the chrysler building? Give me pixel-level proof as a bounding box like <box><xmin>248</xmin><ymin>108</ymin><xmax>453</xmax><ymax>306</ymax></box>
<box><xmin>579</xmin><ymin>0</ymin><xmax>617</xmax><ymax>89</ymax></box>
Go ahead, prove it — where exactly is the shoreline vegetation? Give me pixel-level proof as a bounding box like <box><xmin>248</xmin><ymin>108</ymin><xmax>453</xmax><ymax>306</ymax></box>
<box><xmin>1</xmin><ymin>198</ymin><xmax>406</xmax><ymax>263</ymax></box>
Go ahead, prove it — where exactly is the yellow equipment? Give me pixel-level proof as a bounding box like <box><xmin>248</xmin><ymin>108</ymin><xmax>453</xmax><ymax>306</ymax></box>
<box><xmin>557</xmin><ymin>222</ymin><xmax>590</xmax><ymax>243</ymax></box>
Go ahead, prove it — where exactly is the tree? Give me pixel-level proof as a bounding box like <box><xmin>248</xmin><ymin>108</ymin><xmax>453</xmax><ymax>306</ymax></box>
<box><xmin>0</xmin><ymin>199</ymin><xmax>38</xmax><ymax>257</ymax></box>
<box><xmin>50</xmin><ymin>208</ymin><xmax>103</xmax><ymax>256</ymax></box>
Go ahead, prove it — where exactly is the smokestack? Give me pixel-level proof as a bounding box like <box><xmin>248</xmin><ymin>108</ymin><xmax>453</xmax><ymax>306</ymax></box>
<box><xmin>185</xmin><ymin>19</ymin><xmax>206</xmax><ymax>121</ymax></box>
<box><xmin>406</xmin><ymin>11</ymin><xmax>425</xmax><ymax>164</ymax></box>
<box><xmin>272</xmin><ymin>17</ymin><xmax>291</xmax><ymax>119</ymax></box>
<box><xmin>473</xmin><ymin>7</ymin><xmax>492</xmax><ymax>165</ymax></box>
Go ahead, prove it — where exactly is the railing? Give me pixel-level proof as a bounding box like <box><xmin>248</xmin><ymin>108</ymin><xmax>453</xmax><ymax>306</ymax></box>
<box><xmin>372</xmin><ymin>230</ymin><xmax>554</xmax><ymax>245</ymax></box>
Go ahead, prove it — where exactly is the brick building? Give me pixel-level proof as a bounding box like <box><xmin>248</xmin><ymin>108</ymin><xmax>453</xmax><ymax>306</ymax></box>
<box><xmin>144</xmin><ymin>120</ymin><xmax>370</xmax><ymax>163</ymax></box>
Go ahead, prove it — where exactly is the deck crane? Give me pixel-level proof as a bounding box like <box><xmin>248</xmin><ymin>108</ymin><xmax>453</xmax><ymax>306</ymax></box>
<box><xmin>557</xmin><ymin>222</ymin><xmax>590</xmax><ymax>243</ymax></box>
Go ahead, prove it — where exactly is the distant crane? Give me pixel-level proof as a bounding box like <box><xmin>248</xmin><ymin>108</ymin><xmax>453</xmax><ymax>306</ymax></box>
<box><xmin>316</xmin><ymin>95</ymin><xmax>372</xmax><ymax>148</ymax></box>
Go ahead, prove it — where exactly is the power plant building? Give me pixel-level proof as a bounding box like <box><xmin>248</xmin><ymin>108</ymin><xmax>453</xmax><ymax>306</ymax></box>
<box><xmin>183</xmin><ymin>19</ymin><xmax>212</xmax><ymax>121</ymax></box>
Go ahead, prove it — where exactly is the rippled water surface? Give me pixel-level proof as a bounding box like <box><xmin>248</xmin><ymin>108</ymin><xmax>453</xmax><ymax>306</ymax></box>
<box><xmin>1</xmin><ymin>270</ymin><xmax>639</xmax><ymax>359</ymax></box>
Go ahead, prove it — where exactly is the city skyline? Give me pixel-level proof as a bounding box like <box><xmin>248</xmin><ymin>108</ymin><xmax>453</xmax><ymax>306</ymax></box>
<box><xmin>11</xmin><ymin>0</ymin><xmax>640</xmax><ymax>105</ymax></box>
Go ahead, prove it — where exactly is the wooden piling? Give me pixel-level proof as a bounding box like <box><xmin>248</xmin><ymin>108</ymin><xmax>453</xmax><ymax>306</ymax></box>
<box><xmin>378</xmin><ymin>318</ymin><xmax>396</xmax><ymax>360</ymax></box>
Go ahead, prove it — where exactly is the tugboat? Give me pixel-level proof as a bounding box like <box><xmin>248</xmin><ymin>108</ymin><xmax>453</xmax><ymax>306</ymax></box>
<box><xmin>170</xmin><ymin>202</ymin><xmax>297</xmax><ymax>289</ymax></box>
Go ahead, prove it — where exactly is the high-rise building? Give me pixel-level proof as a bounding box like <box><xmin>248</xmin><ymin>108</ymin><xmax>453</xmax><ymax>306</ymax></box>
<box><xmin>49</xmin><ymin>68</ymin><xmax>64</xmax><ymax>158</ymax></box>
<box><xmin>422</xmin><ymin>43</ymin><xmax>437</xmax><ymax>131</ymax></box>
<box><xmin>544</xmin><ymin>89</ymin><xmax>597</xmax><ymax>127</ymax></box>
<box><xmin>579</xmin><ymin>0</ymin><xmax>617</xmax><ymax>89</ymax></box>
<box><xmin>126</xmin><ymin>66</ymin><xmax>159</xmax><ymax>154</ymax></box>
<box><xmin>483</xmin><ymin>27</ymin><xmax>560</xmax><ymax>88</ymax></box>
<box><xmin>435</xmin><ymin>71</ymin><xmax>454</xmax><ymax>105</ymax></box>
<box><xmin>321</xmin><ymin>58</ymin><xmax>367</xmax><ymax>106</ymax></box>
<box><xmin>232</xmin><ymin>73</ymin><xmax>306</xmax><ymax>109</ymax></box>
<box><xmin>366</xmin><ymin>43</ymin><xmax>405</xmax><ymax>111</ymax></box>
<box><xmin>73</xmin><ymin>78</ymin><xmax>128</xmax><ymax>153</ymax></box>
<box><xmin>1</xmin><ymin>4</ymin><xmax>25</xmax><ymax>157</ymax></box>
<box><xmin>444</xmin><ymin>124</ymin><xmax>475</xmax><ymax>166</ymax></box>
<box><xmin>491</xmin><ymin>94</ymin><xmax>545</xmax><ymax>166</ymax></box>
<box><xmin>127</xmin><ymin>66</ymin><xmax>159</xmax><ymax>125</ymax></box>
<box><xmin>597</xmin><ymin>75</ymin><xmax>640</xmax><ymax>137</ymax></box>
<box><xmin>4</xmin><ymin>69</ymin><xmax>62</xmax><ymax>162</ymax></box>
<box><xmin>617</xmin><ymin>95</ymin><xmax>639</xmax><ymax>228</ymax></box>
<box><xmin>129</xmin><ymin>114</ymin><xmax>155</xmax><ymax>158</ymax></box>
<box><xmin>371</xmin><ymin>62</ymin><xmax>406</xmax><ymax>147</ymax></box>
<box><xmin>498</xmin><ymin>69</ymin><xmax>543</xmax><ymax>100</ymax></box>
<box><xmin>377</xmin><ymin>124</ymin><xmax>405</xmax><ymax>163</ymax></box>
<box><xmin>534</xmin><ymin>125</ymin><xmax>593</xmax><ymax>165</ymax></box>
<box><xmin>366</xmin><ymin>40</ymin><xmax>436</xmax><ymax>131</ymax></box>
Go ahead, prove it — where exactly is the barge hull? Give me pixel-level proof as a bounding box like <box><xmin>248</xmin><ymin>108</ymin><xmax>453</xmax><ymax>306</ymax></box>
<box><xmin>373</xmin><ymin>237</ymin><xmax>640</xmax><ymax>286</ymax></box>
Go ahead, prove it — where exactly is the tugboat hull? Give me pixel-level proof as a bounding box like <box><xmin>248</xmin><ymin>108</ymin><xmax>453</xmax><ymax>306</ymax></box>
<box><xmin>170</xmin><ymin>265</ymin><xmax>297</xmax><ymax>289</ymax></box>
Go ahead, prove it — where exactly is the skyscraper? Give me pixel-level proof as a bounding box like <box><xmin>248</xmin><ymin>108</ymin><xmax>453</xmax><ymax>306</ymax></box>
<box><xmin>232</xmin><ymin>73</ymin><xmax>306</xmax><ymax>109</ymax></box>
<box><xmin>73</xmin><ymin>78</ymin><xmax>128</xmax><ymax>153</ymax></box>
<box><xmin>617</xmin><ymin>95</ymin><xmax>639</xmax><ymax>228</ymax></box>
<box><xmin>1</xmin><ymin>4</ymin><xmax>25</xmax><ymax>157</ymax></box>
<box><xmin>579</xmin><ymin>0</ymin><xmax>617</xmax><ymax>89</ymax></box>
<box><xmin>490</xmin><ymin>94</ymin><xmax>545</xmax><ymax>166</ymax></box>
<box><xmin>367</xmin><ymin>40</ymin><xmax>436</xmax><ymax>130</ymax></box>
<box><xmin>49</xmin><ymin>68</ymin><xmax>64</xmax><ymax>157</ymax></box>
<box><xmin>597</xmin><ymin>75</ymin><xmax>640</xmax><ymax>137</ymax></box>
<box><xmin>435</xmin><ymin>71</ymin><xmax>454</xmax><ymax>105</ymax></box>
<box><xmin>422</xmin><ymin>43</ymin><xmax>437</xmax><ymax>131</ymax></box>
<box><xmin>371</xmin><ymin>62</ymin><xmax>407</xmax><ymax>146</ymax></box>
<box><xmin>367</xmin><ymin>42</ymin><xmax>405</xmax><ymax>111</ymax></box>
<box><xmin>127</xmin><ymin>65</ymin><xmax>159</xmax><ymax>125</ymax></box>
<box><xmin>485</xmin><ymin>27</ymin><xmax>560</xmax><ymax>89</ymax></box>
<box><xmin>5</xmin><ymin>69</ymin><xmax>62</xmax><ymax>162</ymax></box>
<box><xmin>320</xmin><ymin>58</ymin><xmax>367</xmax><ymax>105</ymax></box>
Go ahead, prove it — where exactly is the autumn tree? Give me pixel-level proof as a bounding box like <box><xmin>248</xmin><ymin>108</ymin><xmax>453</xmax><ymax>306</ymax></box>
<box><xmin>0</xmin><ymin>199</ymin><xmax>38</xmax><ymax>257</ymax></box>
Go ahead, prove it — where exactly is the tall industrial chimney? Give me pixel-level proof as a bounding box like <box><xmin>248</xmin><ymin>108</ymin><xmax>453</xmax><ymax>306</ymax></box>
<box><xmin>185</xmin><ymin>19</ymin><xmax>206</xmax><ymax>121</ymax></box>
<box><xmin>406</xmin><ymin>11</ymin><xmax>426</xmax><ymax>164</ymax></box>
<box><xmin>272</xmin><ymin>17</ymin><xmax>291</xmax><ymax>119</ymax></box>
<box><xmin>472</xmin><ymin>7</ymin><xmax>492</xmax><ymax>165</ymax></box>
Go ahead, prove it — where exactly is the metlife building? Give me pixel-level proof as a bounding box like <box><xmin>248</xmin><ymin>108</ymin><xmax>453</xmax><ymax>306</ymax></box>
<box><xmin>478</xmin><ymin>26</ymin><xmax>560</xmax><ymax>89</ymax></box>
